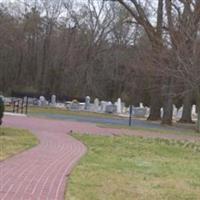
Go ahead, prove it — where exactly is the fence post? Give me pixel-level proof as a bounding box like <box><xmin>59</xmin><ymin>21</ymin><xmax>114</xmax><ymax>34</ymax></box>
<box><xmin>129</xmin><ymin>105</ymin><xmax>133</xmax><ymax>126</ymax></box>
<box><xmin>21</xmin><ymin>98</ymin><xmax>24</xmax><ymax>114</ymax></box>
<box><xmin>13</xmin><ymin>100</ymin><xmax>15</xmax><ymax>113</ymax></box>
<box><xmin>25</xmin><ymin>97</ymin><xmax>29</xmax><ymax>114</ymax></box>
<box><xmin>16</xmin><ymin>100</ymin><xmax>20</xmax><ymax>113</ymax></box>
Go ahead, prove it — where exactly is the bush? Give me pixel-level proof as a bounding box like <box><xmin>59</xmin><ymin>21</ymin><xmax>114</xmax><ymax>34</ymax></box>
<box><xmin>0</xmin><ymin>97</ymin><xmax>5</xmax><ymax>125</ymax></box>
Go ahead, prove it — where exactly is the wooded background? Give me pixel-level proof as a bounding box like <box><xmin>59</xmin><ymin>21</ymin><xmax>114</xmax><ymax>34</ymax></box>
<box><xmin>1</xmin><ymin>0</ymin><xmax>200</xmax><ymax>126</ymax></box>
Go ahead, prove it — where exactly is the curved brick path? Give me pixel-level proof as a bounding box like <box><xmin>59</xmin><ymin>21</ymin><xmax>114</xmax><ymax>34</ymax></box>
<box><xmin>0</xmin><ymin>116</ymin><xmax>88</xmax><ymax>200</ymax></box>
<box><xmin>1</xmin><ymin>116</ymin><xmax>200</xmax><ymax>200</ymax></box>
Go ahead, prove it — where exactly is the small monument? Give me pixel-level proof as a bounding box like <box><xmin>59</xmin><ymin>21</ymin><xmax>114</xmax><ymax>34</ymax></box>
<box><xmin>139</xmin><ymin>102</ymin><xmax>144</xmax><ymax>108</ymax></box>
<box><xmin>39</xmin><ymin>96</ymin><xmax>46</xmax><ymax>106</ymax></box>
<box><xmin>51</xmin><ymin>95</ymin><xmax>56</xmax><ymax>105</ymax></box>
<box><xmin>85</xmin><ymin>96</ymin><xmax>91</xmax><ymax>110</ymax></box>
<box><xmin>94</xmin><ymin>98</ymin><xmax>100</xmax><ymax>112</ymax></box>
<box><xmin>100</xmin><ymin>101</ymin><xmax>107</xmax><ymax>112</ymax></box>
<box><xmin>117</xmin><ymin>98</ymin><xmax>122</xmax><ymax>114</ymax></box>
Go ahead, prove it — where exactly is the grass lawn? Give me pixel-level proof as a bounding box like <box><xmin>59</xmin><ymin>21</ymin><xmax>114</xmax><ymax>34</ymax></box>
<box><xmin>66</xmin><ymin>134</ymin><xmax>200</xmax><ymax>200</ymax></box>
<box><xmin>98</xmin><ymin>123</ymin><xmax>199</xmax><ymax>137</ymax></box>
<box><xmin>0</xmin><ymin>127</ymin><xmax>38</xmax><ymax>160</ymax></box>
<box><xmin>14</xmin><ymin>106</ymin><xmax>123</xmax><ymax>119</ymax></box>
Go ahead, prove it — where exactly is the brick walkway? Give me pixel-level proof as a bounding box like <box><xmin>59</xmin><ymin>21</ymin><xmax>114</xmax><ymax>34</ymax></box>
<box><xmin>0</xmin><ymin>116</ymin><xmax>87</xmax><ymax>200</ymax></box>
<box><xmin>1</xmin><ymin>116</ymin><xmax>200</xmax><ymax>200</ymax></box>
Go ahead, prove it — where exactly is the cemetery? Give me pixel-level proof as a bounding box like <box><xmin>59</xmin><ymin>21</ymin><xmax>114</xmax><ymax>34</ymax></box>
<box><xmin>1</xmin><ymin>0</ymin><xmax>200</xmax><ymax>199</ymax></box>
<box><xmin>2</xmin><ymin>94</ymin><xmax>198</xmax><ymax>123</ymax></box>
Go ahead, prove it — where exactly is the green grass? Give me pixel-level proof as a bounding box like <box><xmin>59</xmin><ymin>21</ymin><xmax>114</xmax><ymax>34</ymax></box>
<box><xmin>22</xmin><ymin>106</ymin><xmax>122</xmax><ymax>119</ymax></box>
<box><xmin>66</xmin><ymin>134</ymin><xmax>200</xmax><ymax>200</ymax></box>
<box><xmin>97</xmin><ymin>123</ymin><xmax>199</xmax><ymax>137</ymax></box>
<box><xmin>0</xmin><ymin>127</ymin><xmax>38</xmax><ymax>160</ymax></box>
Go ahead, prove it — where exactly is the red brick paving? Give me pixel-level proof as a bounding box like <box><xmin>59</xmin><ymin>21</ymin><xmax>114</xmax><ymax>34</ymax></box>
<box><xmin>1</xmin><ymin>115</ymin><xmax>200</xmax><ymax>200</ymax></box>
<box><xmin>1</xmin><ymin>116</ymin><xmax>87</xmax><ymax>200</ymax></box>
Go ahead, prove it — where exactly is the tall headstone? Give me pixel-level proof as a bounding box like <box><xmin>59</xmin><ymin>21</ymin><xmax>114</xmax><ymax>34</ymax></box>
<box><xmin>192</xmin><ymin>104</ymin><xmax>197</xmax><ymax>119</ymax></box>
<box><xmin>100</xmin><ymin>101</ymin><xmax>107</xmax><ymax>112</ymax></box>
<box><xmin>173</xmin><ymin>104</ymin><xmax>178</xmax><ymax>118</ymax></box>
<box><xmin>51</xmin><ymin>95</ymin><xmax>56</xmax><ymax>105</ymax></box>
<box><xmin>117</xmin><ymin>98</ymin><xmax>122</xmax><ymax>113</ymax></box>
<box><xmin>192</xmin><ymin>105</ymin><xmax>197</xmax><ymax>114</ymax></box>
<box><xmin>105</xmin><ymin>104</ymin><xmax>116</xmax><ymax>113</ymax></box>
<box><xmin>85</xmin><ymin>96</ymin><xmax>91</xmax><ymax>110</ymax></box>
<box><xmin>121</xmin><ymin>102</ymin><xmax>125</xmax><ymax>113</ymax></box>
<box><xmin>139</xmin><ymin>103</ymin><xmax>144</xmax><ymax>108</ymax></box>
<box><xmin>39</xmin><ymin>96</ymin><xmax>46</xmax><ymax>106</ymax></box>
<box><xmin>94</xmin><ymin>98</ymin><xmax>99</xmax><ymax>112</ymax></box>
<box><xmin>177</xmin><ymin>106</ymin><xmax>183</xmax><ymax>119</ymax></box>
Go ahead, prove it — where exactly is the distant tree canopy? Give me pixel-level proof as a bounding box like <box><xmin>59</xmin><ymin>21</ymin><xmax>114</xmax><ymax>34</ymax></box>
<box><xmin>0</xmin><ymin>0</ymin><xmax>149</xmax><ymax>104</ymax></box>
<box><xmin>1</xmin><ymin>0</ymin><xmax>200</xmax><ymax>129</ymax></box>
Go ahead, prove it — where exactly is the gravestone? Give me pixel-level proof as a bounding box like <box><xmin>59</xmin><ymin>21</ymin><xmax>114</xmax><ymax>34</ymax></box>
<box><xmin>105</xmin><ymin>104</ymin><xmax>117</xmax><ymax>113</ymax></box>
<box><xmin>192</xmin><ymin>105</ymin><xmax>197</xmax><ymax>114</ymax></box>
<box><xmin>192</xmin><ymin>104</ymin><xmax>197</xmax><ymax>119</ymax></box>
<box><xmin>160</xmin><ymin>107</ymin><xmax>164</xmax><ymax>118</ymax></box>
<box><xmin>39</xmin><ymin>96</ymin><xmax>46</xmax><ymax>106</ymax></box>
<box><xmin>100</xmin><ymin>101</ymin><xmax>107</xmax><ymax>112</ymax></box>
<box><xmin>139</xmin><ymin>102</ymin><xmax>144</xmax><ymax>108</ymax></box>
<box><xmin>85</xmin><ymin>96</ymin><xmax>91</xmax><ymax>110</ymax></box>
<box><xmin>70</xmin><ymin>101</ymin><xmax>85</xmax><ymax>111</ymax></box>
<box><xmin>146</xmin><ymin>107</ymin><xmax>150</xmax><ymax>117</ymax></box>
<box><xmin>177</xmin><ymin>106</ymin><xmax>183</xmax><ymax>119</ymax></box>
<box><xmin>94</xmin><ymin>98</ymin><xmax>100</xmax><ymax>112</ymax></box>
<box><xmin>51</xmin><ymin>95</ymin><xmax>56</xmax><ymax>105</ymax></box>
<box><xmin>121</xmin><ymin>102</ymin><xmax>125</xmax><ymax>113</ymax></box>
<box><xmin>55</xmin><ymin>103</ymin><xmax>65</xmax><ymax>108</ymax></box>
<box><xmin>173</xmin><ymin>104</ymin><xmax>178</xmax><ymax>119</ymax></box>
<box><xmin>133</xmin><ymin>107</ymin><xmax>147</xmax><ymax>118</ymax></box>
<box><xmin>116</xmin><ymin>98</ymin><xmax>122</xmax><ymax>114</ymax></box>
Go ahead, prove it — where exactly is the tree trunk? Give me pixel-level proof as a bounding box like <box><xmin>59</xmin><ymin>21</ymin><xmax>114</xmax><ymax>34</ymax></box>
<box><xmin>196</xmin><ymin>92</ymin><xmax>200</xmax><ymax>133</ymax></box>
<box><xmin>179</xmin><ymin>92</ymin><xmax>193</xmax><ymax>123</ymax></box>
<box><xmin>148</xmin><ymin>90</ymin><xmax>161</xmax><ymax>121</ymax></box>
<box><xmin>197</xmin><ymin>106</ymin><xmax>200</xmax><ymax>133</ymax></box>
<box><xmin>162</xmin><ymin>78</ymin><xmax>173</xmax><ymax>125</ymax></box>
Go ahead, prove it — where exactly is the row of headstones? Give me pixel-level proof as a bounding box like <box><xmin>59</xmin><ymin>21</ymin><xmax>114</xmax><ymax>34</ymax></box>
<box><xmin>37</xmin><ymin>95</ymin><xmax>125</xmax><ymax>114</ymax></box>
<box><xmin>135</xmin><ymin>104</ymin><xmax>198</xmax><ymax>119</ymax></box>
<box><xmin>167</xmin><ymin>105</ymin><xmax>197</xmax><ymax>119</ymax></box>
<box><xmin>38</xmin><ymin>95</ymin><xmax>56</xmax><ymax>106</ymax></box>
<box><xmin>39</xmin><ymin>95</ymin><xmax>150</xmax><ymax>116</ymax></box>
<box><xmin>39</xmin><ymin>95</ymin><xmax>198</xmax><ymax>119</ymax></box>
<box><xmin>75</xmin><ymin>96</ymin><xmax>125</xmax><ymax>114</ymax></box>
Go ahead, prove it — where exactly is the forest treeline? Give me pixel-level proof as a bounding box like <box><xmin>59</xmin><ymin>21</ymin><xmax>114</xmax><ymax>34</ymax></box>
<box><xmin>1</xmin><ymin>0</ymin><xmax>200</xmax><ymax>128</ymax></box>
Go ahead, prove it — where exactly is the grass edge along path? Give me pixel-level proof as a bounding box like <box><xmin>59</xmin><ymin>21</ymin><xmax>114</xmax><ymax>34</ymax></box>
<box><xmin>0</xmin><ymin>127</ymin><xmax>38</xmax><ymax>161</ymax></box>
<box><xmin>66</xmin><ymin>134</ymin><xmax>200</xmax><ymax>200</ymax></box>
<box><xmin>97</xmin><ymin>123</ymin><xmax>200</xmax><ymax>137</ymax></box>
<box><xmin>5</xmin><ymin>106</ymin><xmax>124</xmax><ymax>120</ymax></box>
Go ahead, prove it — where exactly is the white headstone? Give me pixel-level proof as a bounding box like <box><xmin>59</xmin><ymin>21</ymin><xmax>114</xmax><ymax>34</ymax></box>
<box><xmin>139</xmin><ymin>103</ymin><xmax>144</xmax><ymax>108</ymax></box>
<box><xmin>177</xmin><ymin>106</ymin><xmax>183</xmax><ymax>119</ymax></box>
<box><xmin>192</xmin><ymin>104</ymin><xmax>197</xmax><ymax>119</ymax></box>
<box><xmin>85</xmin><ymin>96</ymin><xmax>91</xmax><ymax>110</ymax></box>
<box><xmin>39</xmin><ymin>96</ymin><xmax>46</xmax><ymax>106</ymax></box>
<box><xmin>117</xmin><ymin>98</ymin><xmax>122</xmax><ymax>113</ymax></box>
<box><xmin>94</xmin><ymin>98</ymin><xmax>99</xmax><ymax>106</ymax></box>
<box><xmin>51</xmin><ymin>95</ymin><xmax>56</xmax><ymax>105</ymax></box>
<box><xmin>173</xmin><ymin>104</ymin><xmax>178</xmax><ymax>118</ymax></box>
<box><xmin>94</xmin><ymin>98</ymin><xmax>100</xmax><ymax>111</ymax></box>
<box><xmin>192</xmin><ymin>105</ymin><xmax>197</xmax><ymax>114</ymax></box>
<box><xmin>100</xmin><ymin>101</ymin><xmax>107</xmax><ymax>112</ymax></box>
<box><xmin>39</xmin><ymin>96</ymin><xmax>45</xmax><ymax>101</ymax></box>
<box><xmin>160</xmin><ymin>107</ymin><xmax>163</xmax><ymax>118</ymax></box>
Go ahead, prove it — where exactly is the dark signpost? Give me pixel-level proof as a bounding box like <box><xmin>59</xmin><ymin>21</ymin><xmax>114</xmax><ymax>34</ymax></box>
<box><xmin>129</xmin><ymin>105</ymin><xmax>133</xmax><ymax>126</ymax></box>
<box><xmin>25</xmin><ymin>97</ymin><xmax>29</xmax><ymax>114</ymax></box>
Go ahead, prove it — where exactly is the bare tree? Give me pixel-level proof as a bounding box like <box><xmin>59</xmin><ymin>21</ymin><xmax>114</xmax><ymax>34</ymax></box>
<box><xmin>165</xmin><ymin>0</ymin><xmax>200</xmax><ymax>130</ymax></box>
